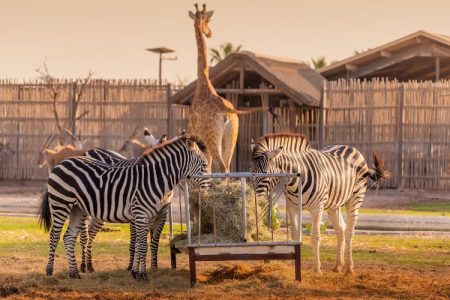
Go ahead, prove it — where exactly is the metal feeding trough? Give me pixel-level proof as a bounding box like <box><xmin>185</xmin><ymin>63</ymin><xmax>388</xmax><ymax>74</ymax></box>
<box><xmin>168</xmin><ymin>172</ymin><xmax>303</xmax><ymax>286</ymax></box>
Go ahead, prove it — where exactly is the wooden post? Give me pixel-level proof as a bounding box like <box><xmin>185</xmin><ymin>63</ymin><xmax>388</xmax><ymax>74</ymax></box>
<box><xmin>435</xmin><ymin>57</ymin><xmax>441</xmax><ymax>82</ymax></box>
<box><xmin>166</xmin><ymin>84</ymin><xmax>173</xmax><ymax>138</ymax></box>
<box><xmin>294</xmin><ymin>244</ymin><xmax>301</xmax><ymax>282</ymax></box>
<box><xmin>397</xmin><ymin>84</ymin><xmax>405</xmax><ymax>189</ymax></box>
<box><xmin>319</xmin><ymin>82</ymin><xmax>327</xmax><ymax>149</ymax></box>
<box><xmin>261</xmin><ymin>93</ymin><xmax>269</xmax><ymax>135</ymax></box>
<box><xmin>188</xmin><ymin>247</ymin><xmax>197</xmax><ymax>286</ymax></box>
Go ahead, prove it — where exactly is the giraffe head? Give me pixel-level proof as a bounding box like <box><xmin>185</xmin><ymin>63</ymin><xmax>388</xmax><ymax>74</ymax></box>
<box><xmin>189</xmin><ymin>3</ymin><xmax>214</xmax><ymax>38</ymax></box>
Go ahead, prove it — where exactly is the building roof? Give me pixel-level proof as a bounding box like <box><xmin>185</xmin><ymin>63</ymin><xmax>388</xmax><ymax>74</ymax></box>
<box><xmin>319</xmin><ymin>31</ymin><xmax>450</xmax><ymax>81</ymax></box>
<box><xmin>171</xmin><ymin>51</ymin><xmax>325</xmax><ymax>107</ymax></box>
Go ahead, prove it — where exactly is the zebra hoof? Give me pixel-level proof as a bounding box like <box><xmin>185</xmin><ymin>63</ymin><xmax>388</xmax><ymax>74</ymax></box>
<box><xmin>127</xmin><ymin>265</ymin><xmax>132</xmax><ymax>271</ymax></box>
<box><xmin>87</xmin><ymin>265</ymin><xmax>95</xmax><ymax>273</ymax></box>
<box><xmin>332</xmin><ymin>265</ymin><xmax>342</xmax><ymax>273</ymax></box>
<box><xmin>46</xmin><ymin>268</ymin><xmax>53</xmax><ymax>276</ymax></box>
<box><xmin>80</xmin><ymin>263</ymin><xmax>86</xmax><ymax>273</ymax></box>
<box><xmin>139</xmin><ymin>272</ymin><xmax>149</xmax><ymax>281</ymax></box>
<box><xmin>131</xmin><ymin>270</ymin><xmax>139</xmax><ymax>280</ymax></box>
<box><xmin>69</xmin><ymin>272</ymin><xmax>81</xmax><ymax>279</ymax></box>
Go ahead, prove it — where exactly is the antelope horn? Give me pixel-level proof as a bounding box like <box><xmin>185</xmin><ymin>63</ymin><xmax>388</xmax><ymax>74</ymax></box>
<box><xmin>194</xmin><ymin>3</ymin><xmax>199</xmax><ymax>11</ymax></box>
<box><xmin>202</xmin><ymin>3</ymin><xmax>206</xmax><ymax>11</ymax></box>
<box><xmin>128</xmin><ymin>125</ymin><xmax>141</xmax><ymax>140</ymax></box>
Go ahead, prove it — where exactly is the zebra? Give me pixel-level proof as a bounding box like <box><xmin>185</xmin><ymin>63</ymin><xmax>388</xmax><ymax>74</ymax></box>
<box><xmin>78</xmin><ymin>133</ymin><xmax>170</xmax><ymax>273</ymax></box>
<box><xmin>39</xmin><ymin>135</ymin><xmax>209</xmax><ymax>280</ymax></box>
<box><xmin>249</xmin><ymin>133</ymin><xmax>390</xmax><ymax>275</ymax></box>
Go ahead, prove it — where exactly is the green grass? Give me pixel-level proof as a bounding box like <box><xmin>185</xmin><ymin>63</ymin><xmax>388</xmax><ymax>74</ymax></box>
<box><xmin>0</xmin><ymin>216</ymin><xmax>448</xmax><ymax>269</ymax></box>
<box><xmin>408</xmin><ymin>201</ymin><xmax>450</xmax><ymax>213</ymax></box>
<box><xmin>357</xmin><ymin>208</ymin><xmax>449</xmax><ymax>217</ymax></box>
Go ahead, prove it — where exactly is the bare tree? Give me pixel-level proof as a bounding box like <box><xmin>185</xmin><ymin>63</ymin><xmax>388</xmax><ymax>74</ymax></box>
<box><xmin>36</xmin><ymin>61</ymin><xmax>94</xmax><ymax>145</ymax></box>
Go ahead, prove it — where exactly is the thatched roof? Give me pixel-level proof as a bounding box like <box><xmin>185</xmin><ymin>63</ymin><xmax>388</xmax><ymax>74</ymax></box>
<box><xmin>171</xmin><ymin>51</ymin><xmax>325</xmax><ymax>107</ymax></box>
<box><xmin>319</xmin><ymin>31</ymin><xmax>450</xmax><ymax>81</ymax></box>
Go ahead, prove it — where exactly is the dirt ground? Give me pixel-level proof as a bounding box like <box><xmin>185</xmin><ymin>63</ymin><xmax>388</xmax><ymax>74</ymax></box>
<box><xmin>0</xmin><ymin>252</ymin><xmax>449</xmax><ymax>300</ymax></box>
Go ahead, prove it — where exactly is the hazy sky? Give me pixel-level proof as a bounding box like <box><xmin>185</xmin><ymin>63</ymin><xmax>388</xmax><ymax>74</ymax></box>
<box><xmin>1</xmin><ymin>0</ymin><xmax>450</xmax><ymax>82</ymax></box>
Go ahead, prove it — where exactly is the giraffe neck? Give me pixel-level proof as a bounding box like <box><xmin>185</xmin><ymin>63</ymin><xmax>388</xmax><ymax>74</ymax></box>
<box><xmin>193</xmin><ymin>22</ymin><xmax>216</xmax><ymax>101</ymax></box>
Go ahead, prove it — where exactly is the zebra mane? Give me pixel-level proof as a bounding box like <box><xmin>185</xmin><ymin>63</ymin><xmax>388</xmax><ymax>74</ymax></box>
<box><xmin>253</xmin><ymin>132</ymin><xmax>310</xmax><ymax>155</ymax></box>
<box><xmin>135</xmin><ymin>134</ymin><xmax>208</xmax><ymax>165</ymax></box>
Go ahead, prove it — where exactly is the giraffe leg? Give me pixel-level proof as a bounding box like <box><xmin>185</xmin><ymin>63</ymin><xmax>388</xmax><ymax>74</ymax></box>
<box><xmin>221</xmin><ymin>114</ymin><xmax>238</xmax><ymax>173</ymax></box>
<box><xmin>327</xmin><ymin>207</ymin><xmax>346</xmax><ymax>272</ymax></box>
<box><xmin>63</xmin><ymin>206</ymin><xmax>85</xmax><ymax>278</ymax></box>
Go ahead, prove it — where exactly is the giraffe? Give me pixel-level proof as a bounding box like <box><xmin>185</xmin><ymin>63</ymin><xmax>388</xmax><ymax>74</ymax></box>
<box><xmin>188</xmin><ymin>3</ymin><xmax>272</xmax><ymax>173</ymax></box>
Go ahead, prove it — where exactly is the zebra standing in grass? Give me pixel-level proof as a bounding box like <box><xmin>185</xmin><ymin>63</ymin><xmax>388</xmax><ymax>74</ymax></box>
<box><xmin>78</xmin><ymin>133</ymin><xmax>170</xmax><ymax>273</ymax></box>
<box><xmin>249</xmin><ymin>133</ymin><xmax>390</xmax><ymax>275</ymax></box>
<box><xmin>39</xmin><ymin>135</ymin><xmax>209</xmax><ymax>280</ymax></box>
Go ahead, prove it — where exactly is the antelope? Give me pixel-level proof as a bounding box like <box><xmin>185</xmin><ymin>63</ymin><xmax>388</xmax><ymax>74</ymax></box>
<box><xmin>37</xmin><ymin>131</ymin><xmax>87</xmax><ymax>172</ymax></box>
<box><xmin>120</xmin><ymin>126</ymin><xmax>160</xmax><ymax>157</ymax></box>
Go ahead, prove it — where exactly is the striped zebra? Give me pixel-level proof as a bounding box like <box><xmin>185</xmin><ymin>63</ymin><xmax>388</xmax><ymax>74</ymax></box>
<box><xmin>249</xmin><ymin>133</ymin><xmax>390</xmax><ymax>274</ymax></box>
<box><xmin>78</xmin><ymin>133</ymin><xmax>169</xmax><ymax>273</ymax></box>
<box><xmin>39</xmin><ymin>135</ymin><xmax>209</xmax><ymax>280</ymax></box>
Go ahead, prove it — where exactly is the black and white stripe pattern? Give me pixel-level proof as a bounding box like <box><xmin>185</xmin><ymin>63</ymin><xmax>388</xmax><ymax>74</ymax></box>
<box><xmin>78</xmin><ymin>146</ymin><xmax>173</xmax><ymax>273</ymax></box>
<box><xmin>39</xmin><ymin>136</ymin><xmax>209</xmax><ymax>280</ymax></box>
<box><xmin>249</xmin><ymin>133</ymin><xmax>389</xmax><ymax>275</ymax></box>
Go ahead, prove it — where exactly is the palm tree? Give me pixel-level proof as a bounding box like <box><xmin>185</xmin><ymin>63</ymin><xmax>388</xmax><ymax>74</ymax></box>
<box><xmin>311</xmin><ymin>56</ymin><xmax>327</xmax><ymax>70</ymax></box>
<box><xmin>209</xmin><ymin>42</ymin><xmax>242</xmax><ymax>66</ymax></box>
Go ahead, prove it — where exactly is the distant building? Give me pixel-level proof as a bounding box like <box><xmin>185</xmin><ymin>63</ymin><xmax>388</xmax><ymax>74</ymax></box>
<box><xmin>319</xmin><ymin>31</ymin><xmax>450</xmax><ymax>81</ymax></box>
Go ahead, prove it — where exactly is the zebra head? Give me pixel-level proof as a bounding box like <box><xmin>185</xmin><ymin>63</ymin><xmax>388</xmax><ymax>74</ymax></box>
<box><xmin>182</xmin><ymin>136</ymin><xmax>211</xmax><ymax>189</ymax></box>
<box><xmin>249</xmin><ymin>146</ymin><xmax>284</xmax><ymax>196</ymax></box>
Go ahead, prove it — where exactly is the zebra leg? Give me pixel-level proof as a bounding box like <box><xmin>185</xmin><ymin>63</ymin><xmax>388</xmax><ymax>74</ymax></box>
<box><xmin>149</xmin><ymin>213</ymin><xmax>168</xmax><ymax>269</ymax></box>
<box><xmin>310</xmin><ymin>206</ymin><xmax>324</xmax><ymax>274</ymax></box>
<box><xmin>132</xmin><ymin>218</ymin><xmax>149</xmax><ymax>281</ymax></box>
<box><xmin>79</xmin><ymin>215</ymin><xmax>89</xmax><ymax>273</ymax></box>
<box><xmin>86</xmin><ymin>219</ymin><xmax>104</xmax><ymax>273</ymax></box>
<box><xmin>46</xmin><ymin>204</ymin><xmax>71</xmax><ymax>276</ymax></box>
<box><xmin>286</xmin><ymin>196</ymin><xmax>298</xmax><ymax>240</ymax></box>
<box><xmin>343</xmin><ymin>200</ymin><xmax>362</xmax><ymax>275</ymax></box>
<box><xmin>63</xmin><ymin>206</ymin><xmax>85</xmax><ymax>278</ymax></box>
<box><xmin>127</xmin><ymin>219</ymin><xmax>136</xmax><ymax>271</ymax></box>
<box><xmin>327</xmin><ymin>207</ymin><xmax>346</xmax><ymax>272</ymax></box>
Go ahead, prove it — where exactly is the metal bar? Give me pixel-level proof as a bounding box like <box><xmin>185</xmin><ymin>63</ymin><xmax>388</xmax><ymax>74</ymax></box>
<box><xmin>187</xmin><ymin>241</ymin><xmax>300</xmax><ymax>248</ymax></box>
<box><xmin>168</xmin><ymin>203</ymin><xmax>173</xmax><ymax>240</ymax></box>
<box><xmin>254</xmin><ymin>193</ymin><xmax>259</xmax><ymax>242</ymax></box>
<box><xmin>297</xmin><ymin>176</ymin><xmax>302</xmax><ymax>242</ymax></box>
<box><xmin>179</xmin><ymin>186</ymin><xmax>183</xmax><ymax>234</ymax></box>
<box><xmin>198</xmin><ymin>190</ymin><xmax>201</xmax><ymax>245</ymax></box>
<box><xmin>195</xmin><ymin>253</ymin><xmax>296</xmax><ymax>261</ymax></box>
<box><xmin>189</xmin><ymin>172</ymin><xmax>299</xmax><ymax>179</ymax></box>
<box><xmin>241</xmin><ymin>177</ymin><xmax>247</xmax><ymax>241</ymax></box>
<box><xmin>183</xmin><ymin>180</ymin><xmax>191</xmax><ymax>244</ymax></box>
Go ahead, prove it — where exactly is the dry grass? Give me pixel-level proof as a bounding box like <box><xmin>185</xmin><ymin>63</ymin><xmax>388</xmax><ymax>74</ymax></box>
<box><xmin>0</xmin><ymin>216</ymin><xmax>449</xmax><ymax>299</ymax></box>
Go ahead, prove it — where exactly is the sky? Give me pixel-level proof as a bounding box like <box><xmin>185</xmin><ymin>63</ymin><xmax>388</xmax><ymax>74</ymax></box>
<box><xmin>1</xmin><ymin>0</ymin><xmax>450</xmax><ymax>83</ymax></box>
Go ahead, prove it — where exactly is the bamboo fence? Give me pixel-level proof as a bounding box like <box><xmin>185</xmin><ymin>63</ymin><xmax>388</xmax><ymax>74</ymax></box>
<box><xmin>0</xmin><ymin>78</ymin><xmax>449</xmax><ymax>189</ymax></box>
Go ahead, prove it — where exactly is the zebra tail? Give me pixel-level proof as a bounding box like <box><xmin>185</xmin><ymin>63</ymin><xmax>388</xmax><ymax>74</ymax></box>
<box><xmin>38</xmin><ymin>186</ymin><xmax>52</xmax><ymax>232</ymax></box>
<box><xmin>368</xmin><ymin>153</ymin><xmax>392</xmax><ymax>184</ymax></box>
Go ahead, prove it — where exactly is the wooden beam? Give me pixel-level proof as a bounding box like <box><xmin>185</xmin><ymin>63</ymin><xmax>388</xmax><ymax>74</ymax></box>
<box><xmin>239</xmin><ymin>63</ymin><xmax>245</xmax><ymax>93</ymax></box>
<box><xmin>345</xmin><ymin>63</ymin><xmax>358</xmax><ymax>72</ymax></box>
<box><xmin>430</xmin><ymin>44</ymin><xmax>450</xmax><ymax>57</ymax></box>
<box><xmin>416</xmin><ymin>36</ymin><xmax>425</xmax><ymax>43</ymax></box>
<box><xmin>380</xmin><ymin>50</ymin><xmax>392</xmax><ymax>58</ymax></box>
<box><xmin>216</xmin><ymin>88</ymin><xmax>283</xmax><ymax>95</ymax></box>
<box><xmin>353</xmin><ymin>43</ymin><xmax>433</xmax><ymax>78</ymax></box>
<box><xmin>436</xmin><ymin>57</ymin><xmax>441</xmax><ymax>82</ymax></box>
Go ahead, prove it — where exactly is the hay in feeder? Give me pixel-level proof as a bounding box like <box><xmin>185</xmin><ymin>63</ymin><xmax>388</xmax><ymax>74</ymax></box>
<box><xmin>171</xmin><ymin>180</ymin><xmax>285</xmax><ymax>250</ymax></box>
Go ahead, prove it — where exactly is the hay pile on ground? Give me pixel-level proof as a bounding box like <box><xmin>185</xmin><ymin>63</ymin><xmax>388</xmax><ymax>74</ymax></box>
<box><xmin>171</xmin><ymin>180</ymin><xmax>283</xmax><ymax>249</ymax></box>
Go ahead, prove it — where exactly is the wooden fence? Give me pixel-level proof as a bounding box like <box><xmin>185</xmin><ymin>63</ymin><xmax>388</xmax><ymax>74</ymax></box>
<box><xmin>0</xmin><ymin>79</ymin><xmax>449</xmax><ymax>189</ymax></box>
<box><xmin>323</xmin><ymin>79</ymin><xmax>450</xmax><ymax>189</ymax></box>
<box><xmin>0</xmin><ymin>79</ymin><xmax>185</xmax><ymax>179</ymax></box>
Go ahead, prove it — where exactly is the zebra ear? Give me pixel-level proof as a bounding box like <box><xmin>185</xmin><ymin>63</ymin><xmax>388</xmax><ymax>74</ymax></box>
<box><xmin>267</xmin><ymin>146</ymin><xmax>283</xmax><ymax>161</ymax></box>
<box><xmin>185</xmin><ymin>138</ymin><xmax>196</xmax><ymax>150</ymax></box>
